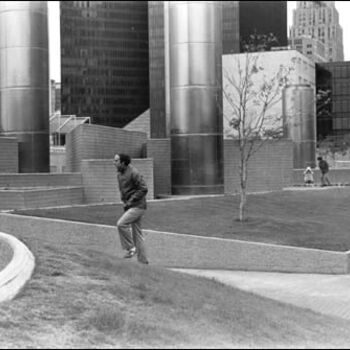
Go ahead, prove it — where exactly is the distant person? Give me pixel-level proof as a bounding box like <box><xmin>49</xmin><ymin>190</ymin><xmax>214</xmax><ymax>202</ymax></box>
<box><xmin>317</xmin><ymin>156</ymin><xmax>331</xmax><ymax>187</ymax></box>
<box><xmin>303</xmin><ymin>166</ymin><xmax>314</xmax><ymax>186</ymax></box>
<box><xmin>113</xmin><ymin>153</ymin><xmax>149</xmax><ymax>264</ymax></box>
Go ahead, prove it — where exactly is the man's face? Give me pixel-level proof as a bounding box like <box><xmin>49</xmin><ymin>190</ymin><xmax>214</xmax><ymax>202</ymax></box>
<box><xmin>113</xmin><ymin>155</ymin><xmax>125</xmax><ymax>172</ymax></box>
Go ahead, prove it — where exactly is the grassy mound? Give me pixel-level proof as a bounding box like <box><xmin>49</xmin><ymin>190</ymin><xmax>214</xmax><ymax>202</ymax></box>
<box><xmin>0</xmin><ymin>236</ymin><xmax>350</xmax><ymax>348</ymax></box>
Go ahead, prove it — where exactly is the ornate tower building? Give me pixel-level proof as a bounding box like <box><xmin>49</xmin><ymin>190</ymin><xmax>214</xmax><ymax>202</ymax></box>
<box><xmin>289</xmin><ymin>1</ymin><xmax>344</xmax><ymax>62</ymax></box>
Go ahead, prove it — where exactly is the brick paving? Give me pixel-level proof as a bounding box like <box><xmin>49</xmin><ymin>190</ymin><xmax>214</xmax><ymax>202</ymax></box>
<box><xmin>174</xmin><ymin>269</ymin><xmax>350</xmax><ymax>321</ymax></box>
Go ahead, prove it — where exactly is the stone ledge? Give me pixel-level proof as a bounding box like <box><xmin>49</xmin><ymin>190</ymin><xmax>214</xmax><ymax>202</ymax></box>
<box><xmin>0</xmin><ymin>232</ymin><xmax>35</xmax><ymax>303</ymax></box>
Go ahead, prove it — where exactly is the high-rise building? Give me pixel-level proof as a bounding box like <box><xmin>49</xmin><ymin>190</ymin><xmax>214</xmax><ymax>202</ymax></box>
<box><xmin>239</xmin><ymin>1</ymin><xmax>288</xmax><ymax>52</ymax></box>
<box><xmin>316</xmin><ymin>61</ymin><xmax>350</xmax><ymax>141</ymax></box>
<box><xmin>148</xmin><ymin>1</ymin><xmax>168</xmax><ymax>139</ymax></box>
<box><xmin>290</xmin><ymin>36</ymin><xmax>326</xmax><ymax>63</ymax></box>
<box><xmin>60</xmin><ymin>1</ymin><xmax>149</xmax><ymax>128</ymax></box>
<box><xmin>222</xmin><ymin>1</ymin><xmax>239</xmax><ymax>54</ymax></box>
<box><xmin>289</xmin><ymin>1</ymin><xmax>344</xmax><ymax>62</ymax></box>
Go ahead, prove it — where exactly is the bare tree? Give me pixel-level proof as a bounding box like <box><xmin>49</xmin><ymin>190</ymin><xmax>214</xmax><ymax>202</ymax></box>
<box><xmin>223</xmin><ymin>50</ymin><xmax>293</xmax><ymax>221</ymax></box>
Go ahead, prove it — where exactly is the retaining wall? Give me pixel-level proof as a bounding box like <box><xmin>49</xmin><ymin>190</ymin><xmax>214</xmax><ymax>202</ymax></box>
<box><xmin>0</xmin><ymin>137</ymin><xmax>18</xmax><ymax>173</ymax></box>
<box><xmin>81</xmin><ymin>158</ymin><xmax>154</xmax><ymax>203</ymax></box>
<box><xmin>66</xmin><ymin>124</ymin><xmax>147</xmax><ymax>172</ymax></box>
<box><xmin>146</xmin><ymin>139</ymin><xmax>171</xmax><ymax>196</ymax></box>
<box><xmin>0</xmin><ymin>173</ymin><xmax>82</xmax><ymax>187</ymax></box>
<box><xmin>0</xmin><ymin>187</ymin><xmax>84</xmax><ymax>210</ymax></box>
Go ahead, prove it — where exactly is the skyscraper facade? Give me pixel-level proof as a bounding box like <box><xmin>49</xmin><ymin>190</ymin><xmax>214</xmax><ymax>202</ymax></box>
<box><xmin>148</xmin><ymin>1</ymin><xmax>168</xmax><ymax>139</ymax></box>
<box><xmin>60</xmin><ymin>1</ymin><xmax>149</xmax><ymax>128</ymax></box>
<box><xmin>222</xmin><ymin>1</ymin><xmax>239</xmax><ymax>54</ymax></box>
<box><xmin>316</xmin><ymin>61</ymin><xmax>350</xmax><ymax>142</ymax></box>
<box><xmin>289</xmin><ymin>1</ymin><xmax>344</xmax><ymax>62</ymax></box>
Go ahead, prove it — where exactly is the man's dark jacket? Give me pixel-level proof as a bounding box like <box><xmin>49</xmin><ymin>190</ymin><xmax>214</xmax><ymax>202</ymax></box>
<box><xmin>319</xmin><ymin>160</ymin><xmax>329</xmax><ymax>174</ymax></box>
<box><xmin>117</xmin><ymin>164</ymin><xmax>148</xmax><ymax>209</ymax></box>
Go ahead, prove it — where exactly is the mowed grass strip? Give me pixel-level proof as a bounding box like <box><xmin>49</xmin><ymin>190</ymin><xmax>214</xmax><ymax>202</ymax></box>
<box><xmin>14</xmin><ymin>188</ymin><xmax>350</xmax><ymax>251</ymax></box>
<box><xmin>1</xmin><ymin>228</ymin><xmax>350</xmax><ymax>348</ymax></box>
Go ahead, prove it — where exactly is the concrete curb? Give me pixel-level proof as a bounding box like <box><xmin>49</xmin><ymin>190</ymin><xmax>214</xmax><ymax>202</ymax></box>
<box><xmin>0</xmin><ymin>232</ymin><xmax>35</xmax><ymax>302</ymax></box>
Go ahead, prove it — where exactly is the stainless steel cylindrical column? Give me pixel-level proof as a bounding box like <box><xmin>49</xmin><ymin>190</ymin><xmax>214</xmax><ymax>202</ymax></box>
<box><xmin>169</xmin><ymin>1</ymin><xmax>223</xmax><ymax>195</ymax></box>
<box><xmin>282</xmin><ymin>84</ymin><xmax>316</xmax><ymax>169</ymax></box>
<box><xmin>0</xmin><ymin>1</ymin><xmax>49</xmax><ymax>172</ymax></box>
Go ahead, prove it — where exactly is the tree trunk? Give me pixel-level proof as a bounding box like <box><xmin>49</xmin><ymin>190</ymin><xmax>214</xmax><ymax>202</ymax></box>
<box><xmin>239</xmin><ymin>160</ymin><xmax>247</xmax><ymax>221</ymax></box>
<box><xmin>239</xmin><ymin>187</ymin><xmax>246</xmax><ymax>221</ymax></box>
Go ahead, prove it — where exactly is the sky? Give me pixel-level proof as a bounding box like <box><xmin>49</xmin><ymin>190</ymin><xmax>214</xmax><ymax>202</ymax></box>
<box><xmin>48</xmin><ymin>1</ymin><xmax>350</xmax><ymax>83</ymax></box>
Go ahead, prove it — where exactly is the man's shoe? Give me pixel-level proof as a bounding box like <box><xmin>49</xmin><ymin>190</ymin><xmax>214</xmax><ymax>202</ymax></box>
<box><xmin>123</xmin><ymin>247</ymin><xmax>136</xmax><ymax>258</ymax></box>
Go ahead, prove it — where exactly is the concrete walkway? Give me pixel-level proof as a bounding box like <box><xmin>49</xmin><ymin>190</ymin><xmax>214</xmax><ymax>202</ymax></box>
<box><xmin>174</xmin><ymin>269</ymin><xmax>350</xmax><ymax>321</ymax></box>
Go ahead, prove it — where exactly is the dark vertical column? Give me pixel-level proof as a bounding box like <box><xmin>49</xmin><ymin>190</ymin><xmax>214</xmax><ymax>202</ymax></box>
<box><xmin>148</xmin><ymin>1</ymin><xmax>170</xmax><ymax>138</ymax></box>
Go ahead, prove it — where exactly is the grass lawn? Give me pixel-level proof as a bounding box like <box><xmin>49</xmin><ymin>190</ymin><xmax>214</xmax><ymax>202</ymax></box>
<box><xmin>1</xmin><ymin>225</ymin><xmax>350</xmax><ymax>348</ymax></box>
<box><xmin>13</xmin><ymin>187</ymin><xmax>350</xmax><ymax>251</ymax></box>
<box><xmin>0</xmin><ymin>239</ymin><xmax>12</xmax><ymax>272</ymax></box>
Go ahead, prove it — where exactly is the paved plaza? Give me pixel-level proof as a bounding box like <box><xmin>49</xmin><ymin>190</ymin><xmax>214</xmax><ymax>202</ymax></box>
<box><xmin>175</xmin><ymin>269</ymin><xmax>350</xmax><ymax>321</ymax></box>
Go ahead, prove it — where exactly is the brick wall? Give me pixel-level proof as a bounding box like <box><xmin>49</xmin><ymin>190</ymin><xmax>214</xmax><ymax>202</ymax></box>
<box><xmin>147</xmin><ymin>139</ymin><xmax>171</xmax><ymax>196</ymax></box>
<box><xmin>0</xmin><ymin>173</ymin><xmax>82</xmax><ymax>188</ymax></box>
<box><xmin>0</xmin><ymin>137</ymin><xmax>18</xmax><ymax>173</ymax></box>
<box><xmin>0</xmin><ymin>187</ymin><xmax>83</xmax><ymax>210</ymax></box>
<box><xmin>224</xmin><ymin>139</ymin><xmax>293</xmax><ymax>194</ymax></box>
<box><xmin>81</xmin><ymin>158</ymin><xmax>154</xmax><ymax>204</ymax></box>
<box><xmin>124</xmin><ymin>109</ymin><xmax>150</xmax><ymax>138</ymax></box>
<box><xmin>66</xmin><ymin>124</ymin><xmax>147</xmax><ymax>172</ymax></box>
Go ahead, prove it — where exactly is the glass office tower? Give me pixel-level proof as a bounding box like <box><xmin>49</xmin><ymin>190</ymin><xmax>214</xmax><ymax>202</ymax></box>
<box><xmin>148</xmin><ymin>1</ymin><xmax>168</xmax><ymax>138</ymax></box>
<box><xmin>316</xmin><ymin>61</ymin><xmax>350</xmax><ymax>142</ymax></box>
<box><xmin>239</xmin><ymin>1</ymin><xmax>288</xmax><ymax>51</ymax></box>
<box><xmin>222</xmin><ymin>1</ymin><xmax>239</xmax><ymax>54</ymax></box>
<box><xmin>60</xmin><ymin>1</ymin><xmax>149</xmax><ymax>128</ymax></box>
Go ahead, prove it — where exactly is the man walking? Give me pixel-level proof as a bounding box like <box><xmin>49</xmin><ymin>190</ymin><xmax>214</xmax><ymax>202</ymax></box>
<box><xmin>114</xmin><ymin>153</ymin><xmax>149</xmax><ymax>264</ymax></box>
<box><xmin>317</xmin><ymin>156</ymin><xmax>331</xmax><ymax>187</ymax></box>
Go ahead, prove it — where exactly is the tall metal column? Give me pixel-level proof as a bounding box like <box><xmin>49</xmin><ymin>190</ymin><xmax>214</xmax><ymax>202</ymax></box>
<box><xmin>168</xmin><ymin>1</ymin><xmax>224</xmax><ymax>195</ymax></box>
<box><xmin>282</xmin><ymin>84</ymin><xmax>316</xmax><ymax>169</ymax></box>
<box><xmin>0</xmin><ymin>1</ymin><xmax>49</xmax><ymax>172</ymax></box>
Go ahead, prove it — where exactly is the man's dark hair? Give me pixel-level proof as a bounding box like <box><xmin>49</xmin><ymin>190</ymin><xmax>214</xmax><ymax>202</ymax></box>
<box><xmin>317</xmin><ymin>156</ymin><xmax>323</xmax><ymax>161</ymax></box>
<box><xmin>118</xmin><ymin>153</ymin><xmax>131</xmax><ymax>166</ymax></box>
